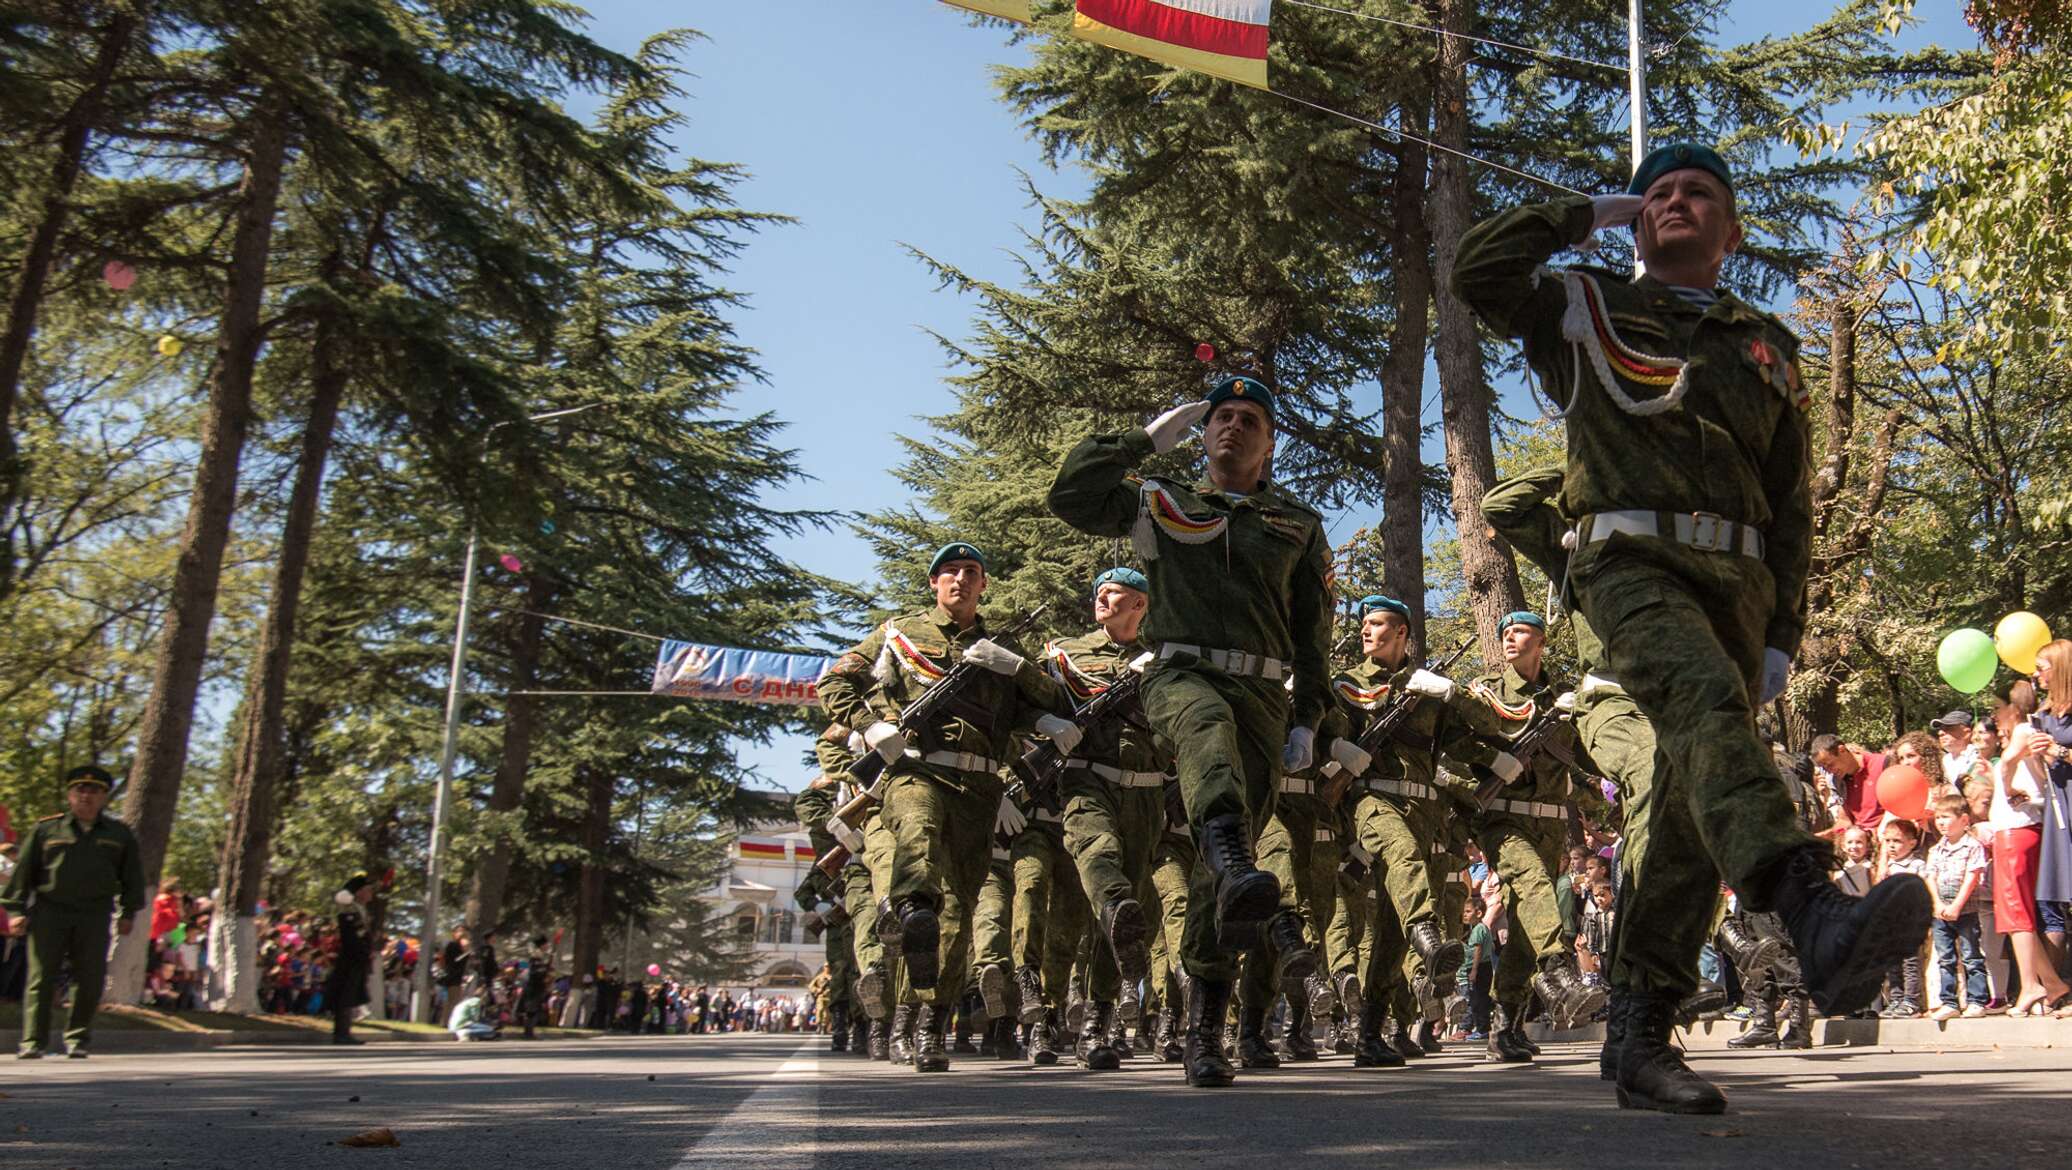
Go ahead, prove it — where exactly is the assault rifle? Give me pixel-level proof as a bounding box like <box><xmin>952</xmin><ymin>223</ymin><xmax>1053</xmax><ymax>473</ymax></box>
<box><xmin>1317</xmin><ymin>638</ymin><xmax>1475</xmax><ymax>806</ymax></box>
<box><xmin>1472</xmin><ymin>694</ymin><xmax>1580</xmax><ymax>810</ymax></box>
<box><xmin>1007</xmin><ymin>652</ymin><xmax>1155</xmax><ymax>815</ymax></box>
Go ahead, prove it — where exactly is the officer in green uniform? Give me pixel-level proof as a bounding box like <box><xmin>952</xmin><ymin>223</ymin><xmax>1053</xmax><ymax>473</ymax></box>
<box><xmin>816</xmin><ymin>542</ymin><xmax>1075</xmax><ymax>1073</ymax></box>
<box><xmin>1145</xmin><ymin>785</ymin><xmax>1194</xmax><ymax>1062</ymax></box>
<box><xmin>5</xmin><ymin>766</ymin><xmax>144</xmax><ymax>1059</ymax></box>
<box><xmin>1453</xmin><ymin>141</ymin><xmax>1930</xmax><ymax>1112</ymax></box>
<box><xmin>1045</xmin><ymin>566</ymin><xmax>1169</xmax><ymax>1071</ymax></box>
<box><xmin>792</xmin><ymin>765</ymin><xmax>857</xmax><ymax>1054</ymax></box>
<box><xmin>1482</xmin><ymin>466</ymin><xmax>1726</xmax><ymax>1092</ymax></box>
<box><xmin>1319</xmin><ymin>594</ymin><xmax>1513</xmax><ymax>1066</ymax></box>
<box><xmin>1459</xmin><ymin>611</ymin><xmax>1607</xmax><ymax>1059</ymax></box>
<box><xmin>1048</xmin><ymin>375</ymin><xmax>1333</xmax><ymax>1088</ymax></box>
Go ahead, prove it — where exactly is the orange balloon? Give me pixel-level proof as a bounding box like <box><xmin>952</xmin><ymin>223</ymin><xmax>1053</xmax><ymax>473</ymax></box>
<box><xmin>1876</xmin><ymin>763</ymin><xmax>1929</xmax><ymax>821</ymax></box>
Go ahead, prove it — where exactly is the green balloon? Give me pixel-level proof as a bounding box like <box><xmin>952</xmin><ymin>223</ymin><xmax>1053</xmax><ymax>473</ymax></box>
<box><xmin>1937</xmin><ymin>628</ymin><xmax>1997</xmax><ymax>693</ymax></box>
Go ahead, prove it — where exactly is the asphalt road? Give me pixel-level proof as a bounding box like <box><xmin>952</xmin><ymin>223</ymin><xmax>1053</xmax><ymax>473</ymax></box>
<box><xmin>3</xmin><ymin>1031</ymin><xmax>2065</xmax><ymax>1169</ymax></box>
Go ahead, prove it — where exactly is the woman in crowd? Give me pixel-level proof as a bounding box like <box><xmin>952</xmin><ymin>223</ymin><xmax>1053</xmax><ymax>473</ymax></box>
<box><xmin>1890</xmin><ymin>732</ymin><xmax>1948</xmax><ymax>805</ymax></box>
<box><xmin>1984</xmin><ymin>682</ymin><xmax>2069</xmax><ymax>1015</ymax></box>
<box><xmin>2031</xmin><ymin>642</ymin><xmax>2072</xmax><ymax>1000</ymax></box>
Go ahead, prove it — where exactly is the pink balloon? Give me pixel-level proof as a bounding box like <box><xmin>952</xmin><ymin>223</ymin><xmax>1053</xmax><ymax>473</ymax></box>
<box><xmin>498</xmin><ymin>553</ymin><xmax>523</xmax><ymax>573</ymax></box>
<box><xmin>646</xmin><ymin>963</ymin><xmax>661</xmax><ymax>977</ymax></box>
<box><xmin>103</xmin><ymin>260</ymin><xmax>136</xmax><ymax>291</ymax></box>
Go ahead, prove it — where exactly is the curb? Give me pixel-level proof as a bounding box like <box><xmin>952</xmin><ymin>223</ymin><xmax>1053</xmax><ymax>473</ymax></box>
<box><xmin>5</xmin><ymin>1027</ymin><xmax>608</xmax><ymax>1053</ymax></box>
<box><xmin>1531</xmin><ymin>1014</ymin><xmax>2071</xmax><ymax>1049</ymax></box>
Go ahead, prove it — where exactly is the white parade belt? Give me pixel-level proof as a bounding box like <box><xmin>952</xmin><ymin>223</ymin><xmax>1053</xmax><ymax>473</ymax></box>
<box><xmin>1359</xmin><ymin>777</ymin><xmax>1437</xmax><ymax>802</ymax></box>
<box><xmin>1065</xmin><ymin>760</ymin><xmax>1167</xmax><ymax>788</ymax></box>
<box><xmin>1280</xmin><ymin>776</ymin><xmax>1317</xmax><ymax>795</ymax></box>
<box><xmin>1487</xmin><ymin>797</ymin><xmax>1568</xmax><ymax>820</ymax></box>
<box><xmin>1158</xmin><ymin>642</ymin><xmax>1288</xmax><ymax>681</ymax></box>
<box><xmin>905</xmin><ymin>748</ymin><xmax>1002</xmax><ymax>775</ymax></box>
<box><xmin>1576</xmin><ymin>509</ymin><xmax>1764</xmax><ymax>560</ymax></box>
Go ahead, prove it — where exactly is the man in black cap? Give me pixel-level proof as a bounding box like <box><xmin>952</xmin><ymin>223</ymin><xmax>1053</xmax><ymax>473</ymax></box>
<box><xmin>326</xmin><ymin>875</ymin><xmax>376</xmax><ymax>1045</ymax></box>
<box><xmin>1454</xmin><ymin>141</ymin><xmax>1930</xmax><ymax>1113</ymax></box>
<box><xmin>3</xmin><ymin>766</ymin><xmax>144</xmax><ymax>1058</ymax></box>
<box><xmin>1930</xmin><ymin>711</ymin><xmax>1978</xmax><ymax>785</ymax></box>
<box><xmin>1049</xmin><ymin>373</ymin><xmax>1333</xmax><ymax>1087</ymax></box>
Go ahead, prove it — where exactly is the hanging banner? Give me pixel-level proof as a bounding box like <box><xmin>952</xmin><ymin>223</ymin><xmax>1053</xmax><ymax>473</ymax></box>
<box><xmin>942</xmin><ymin>0</ymin><xmax>1034</xmax><ymax>20</ymax></box>
<box><xmin>1073</xmin><ymin>0</ymin><xmax>1272</xmax><ymax>89</ymax></box>
<box><xmin>651</xmin><ymin>641</ymin><xmax>834</xmax><ymax>706</ymax></box>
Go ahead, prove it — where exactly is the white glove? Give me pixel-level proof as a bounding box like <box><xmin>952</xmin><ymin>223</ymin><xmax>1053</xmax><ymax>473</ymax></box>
<box><xmin>862</xmin><ymin>721</ymin><xmax>907</xmax><ymax>763</ymax></box>
<box><xmin>1143</xmin><ymin>400</ymin><xmax>1212</xmax><ymax>454</ymax></box>
<box><xmin>962</xmin><ymin>638</ymin><xmax>1027</xmax><ymax>676</ymax></box>
<box><xmin>1282</xmin><ymin>726</ymin><xmax>1316</xmax><ymax>773</ymax></box>
<box><xmin>1589</xmin><ymin>193</ymin><xmax>1644</xmax><ymax>232</ymax></box>
<box><xmin>1406</xmin><ymin>669</ymin><xmax>1456</xmax><ymax>701</ymax></box>
<box><xmin>1035</xmin><ymin>713</ymin><xmax>1084</xmax><ymax>756</ymax></box>
<box><xmin>825</xmin><ymin>814</ymin><xmax>864</xmax><ymax>854</ymax></box>
<box><xmin>995</xmin><ymin>797</ymin><xmax>1029</xmax><ymax>838</ymax></box>
<box><xmin>1553</xmin><ymin>691</ymin><xmax>1577</xmax><ymax>714</ymax></box>
<box><xmin>1759</xmin><ymin>647</ymin><xmax>1792</xmax><ymax>706</ymax></box>
<box><xmin>1489</xmin><ymin>752</ymin><xmax>1525</xmax><ymax>784</ymax></box>
<box><xmin>1128</xmin><ymin>651</ymin><xmax>1156</xmax><ymax>673</ymax></box>
<box><xmin>1328</xmin><ymin>737</ymin><xmax>1373</xmax><ymax>777</ymax></box>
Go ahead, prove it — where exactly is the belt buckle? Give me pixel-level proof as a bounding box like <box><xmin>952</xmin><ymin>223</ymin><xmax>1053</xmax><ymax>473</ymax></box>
<box><xmin>1688</xmin><ymin>511</ymin><xmax>1728</xmax><ymax>552</ymax></box>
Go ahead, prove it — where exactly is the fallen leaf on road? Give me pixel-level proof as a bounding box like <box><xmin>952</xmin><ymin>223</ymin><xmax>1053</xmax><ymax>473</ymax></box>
<box><xmin>1699</xmin><ymin>1130</ymin><xmax>1743</xmax><ymax>1138</ymax></box>
<box><xmin>338</xmin><ymin>1127</ymin><xmax>401</xmax><ymax>1148</ymax></box>
<box><xmin>348</xmin><ymin>1095</ymin><xmax>360</xmax><ymax>1102</ymax></box>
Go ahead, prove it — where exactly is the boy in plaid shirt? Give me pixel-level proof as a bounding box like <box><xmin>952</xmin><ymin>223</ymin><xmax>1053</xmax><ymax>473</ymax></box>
<box><xmin>1926</xmin><ymin>793</ymin><xmax>1990</xmax><ymax>1018</ymax></box>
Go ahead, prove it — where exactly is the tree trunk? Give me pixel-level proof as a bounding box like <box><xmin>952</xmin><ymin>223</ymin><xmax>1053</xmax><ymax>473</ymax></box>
<box><xmin>210</xmin><ymin>294</ymin><xmax>347</xmax><ymax>1012</ymax></box>
<box><xmin>108</xmin><ymin>111</ymin><xmax>289</xmax><ymax>1005</ymax></box>
<box><xmin>0</xmin><ymin>7</ymin><xmax>145</xmax><ymax>598</ymax></box>
<box><xmin>568</xmin><ymin>765</ymin><xmax>613</xmax><ymax>988</ymax></box>
<box><xmin>1427</xmin><ymin>0</ymin><xmax>1524</xmax><ymax>666</ymax></box>
<box><xmin>1381</xmin><ymin>105</ymin><xmax>1435</xmax><ymax>648</ymax></box>
<box><xmin>463</xmin><ymin>577</ymin><xmax>551</xmax><ymax>942</ymax></box>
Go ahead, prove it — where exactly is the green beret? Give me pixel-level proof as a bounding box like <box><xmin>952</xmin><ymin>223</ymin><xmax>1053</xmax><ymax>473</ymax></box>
<box><xmin>1093</xmin><ymin>567</ymin><xmax>1148</xmax><ymax>595</ymax></box>
<box><xmin>64</xmin><ymin>764</ymin><xmax>113</xmax><ymax>790</ymax></box>
<box><xmin>1206</xmin><ymin>374</ymin><xmax>1275</xmax><ymax>420</ymax></box>
<box><xmin>1500</xmin><ymin>610</ymin><xmax>1546</xmax><ymax>633</ymax></box>
<box><xmin>1360</xmin><ymin>595</ymin><xmax>1410</xmax><ymax>621</ymax></box>
<box><xmin>928</xmin><ymin>542</ymin><xmax>986</xmax><ymax>577</ymax></box>
<box><xmin>1626</xmin><ymin>142</ymin><xmax>1733</xmax><ymax>198</ymax></box>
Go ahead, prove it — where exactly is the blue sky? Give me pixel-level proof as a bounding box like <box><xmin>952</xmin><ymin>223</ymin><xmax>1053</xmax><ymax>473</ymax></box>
<box><xmin>574</xmin><ymin>1</ymin><xmax>1977</xmax><ymax>789</ymax></box>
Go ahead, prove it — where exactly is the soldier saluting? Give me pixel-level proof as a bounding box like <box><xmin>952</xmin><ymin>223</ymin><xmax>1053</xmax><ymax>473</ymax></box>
<box><xmin>4</xmin><ymin>766</ymin><xmax>144</xmax><ymax>1059</ymax></box>
<box><xmin>1048</xmin><ymin>374</ymin><xmax>1332</xmax><ymax>1088</ymax></box>
<box><xmin>816</xmin><ymin>542</ymin><xmax>1075</xmax><ymax>1073</ymax></box>
<box><xmin>1453</xmin><ymin>142</ymin><xmax>1929</xmax><ymax>1113</ymax></box>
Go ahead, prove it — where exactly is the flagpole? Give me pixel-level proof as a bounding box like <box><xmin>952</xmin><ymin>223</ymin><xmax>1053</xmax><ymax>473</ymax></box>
<box><xmin>1628</xmin><ymin>0</ymin><xmax>1648</xmax><ymax>276</ymax></box>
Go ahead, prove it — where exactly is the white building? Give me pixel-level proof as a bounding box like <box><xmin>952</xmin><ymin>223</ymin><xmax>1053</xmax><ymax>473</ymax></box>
<box><xmin>699</xmin><ymin>807</ymin><xmax>821</xmax><ymax>989</ymax></box>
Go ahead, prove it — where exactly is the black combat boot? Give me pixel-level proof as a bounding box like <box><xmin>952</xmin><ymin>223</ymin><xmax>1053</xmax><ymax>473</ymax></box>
<box><xmin>978</xmin><ymin>961</ymin><xmax>1011</xmax><ymax>1023</ymax></box>
<box><xmin>1110</xmin><ymin>1015</ymin><xmax>1135</xmax><ymax>1061</ymax></box>
<box><xmin>851</xmin><ymin>1014</ymin><xmax>871</xmax><ymax>1057</ymax></box>
<box><xmin>1351</xmin><ymin>1003</ymin><xmax>1406</xmax><ymax>1068</ymax></box>
<box><xmin>857</xmin><ymin>962</ymin><xmax>889</xmax><ymax>1021</ymax></box>
<box><xmin>913</xmin><ymin>1003</ymin><xmax>951</xmax><ymax>1073</ymax></box>
<box><xmin>952</xmin><ymin>995</ymin><xmax>979</xmax><ymax>1055</ymax></box>
<box><xmin>1030</xmin><ymin>1008</ymin><xmax>1061</xmax><ymax>1066</ymax></box>
<box><xmin>1754</xmin><ymin>845</ymin><xmax>1932</xmax><ymax>1016</ymax></box>
<box><xmin>1387</xmin><ymin>1018</ymin><xmax>1425</xmax><ymax>1059</ymax></box>
<box><xmin>1513</xmin><ymin>1003</ymin><xmax>1542</xmax><ymax>1056</ymax></box>
<box><xmin>1101</xmin><ymin>896</ymin><xmax>1151</xmax><ymax>983</ymax></box>
<box><xmin>1531</xmin><ymin>955</ymin><xmax>1607</xmax><ymax>1030</ymax></box>
<box><xmin>888</xmin><ymin>1004</ymin><xmax>916</xmax><ymax>1065</ymax></box>
<box><xmin>1014</xmin><ymin>965</ymin><xmax>1047</xmax><ymax>1026</ymax></box>
<box><xmin>1118</xmin><ymin>973</ymin><xmax>1142</xmax><ymax>1028</ymax></box>
<box><xmin>1778</xmin><ymin>992</ymin><xmax>1814</xmax><ymax>1050</ymax></box>
<box><xmin>830</xmin><ymin>1002</ymin><xmax>850</xmax><ymax>1053</ymax></box>
<box><xmin>1486</xmin><ymin>1003</ymin><xmax>1533</xmax><ymax>1062</ymax></box>
<box><xmin>1282</xmin><ymin>997</ymin><xmax>1320</xmax><ymax>1061</ymax></box>
<box><xmin>1198</xmin><ymin>814</ymin><xmax>1281</xmax><ymax>936</ymax></box>
<box><xmin>1237</xmin><ymin>993</ymin><xmax>1281</xmax><ymax>1069</ymax></box>
<box><xmin>1679</xmin><ymin>979</ymin><xmax>1730</xmax><ymax>1024</ymax></box>
<box><xmin>892</xmin><ymin>896</ymin><xmax>941</xmax><ymax>990</ymax></box>
<box><xmin>1408</xmin><ymin>922</ymin><xmax>1465</xmax><ymax>994</ymax></box>
<box><xmin>1599</xmin><ymin>988</ymin><xmax>1627</xmax><ymax>1080</ymax></box>
<box><xmin>1303</xmin><ymin>970</ymin><xmax>1336</xmax><ymax>1019</ymax></box>
<box><xmin>1615</xmin><ymin>992</ymin><xmax>1727</xmax><ymax>1114</ymax></box>
<box><xmin>1156</xmin><ymin>1003</ymin><xmax>1183</xmax><ymax>1062</ymax></box>
<box><xmin>993</xmin><ymin>1017</ymin><xmax>1022</xmax><ymax>1061</ymax></box>
<box><xmin>1413</xmin><ymin>1017</ymin><xmax>1443</xmax><ymax>1054</ymax></box>
<box><xmin>1333</xmin><ymin>969</ymin><xmax>1361</xmax><ymax>1011</ymax></box>
<box><xmin>1727</xmin><ymin>987</ymin><xmax>1779</xmax><ymax>1048</ymax></box>
<box><xmin>868</xmin><ymin>1018</ymin><xmax>891</xmax><ymax>1061</ymax></box>
<box><xmin>1717</xmin><ymin>914</ymin><xmax>1784</xmax><ymax>984</ymax></box>
<box><xmin>1182</xmin><ymin>979</ymin><xmax>1238</xmax><ymax>1087</ymax></box>
<box><xmin>1267</xmin><ymin>911</ymin><xmax>1320</xmax><ymax>993</ymax></box>
<box><xmin>1078</xmin><ymin>1001</ymin><xmax>1121</xmax><ymax>1071</ymax></box>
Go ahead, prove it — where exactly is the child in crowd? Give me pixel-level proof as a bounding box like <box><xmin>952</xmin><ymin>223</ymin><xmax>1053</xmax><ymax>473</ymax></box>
<box><xmin>1926</xmin><ymin>793</ymin><xmax>1991</xmax><ymax>1018</ymax></box>
<box><xmin>1877</xmin><ymin>819</ymin><xmax>1928</xmax><ymax>1017</ymax></box>
<box><xmin>1577</xmin><ymin>880</ymin><xmax>1615</xmax><ymax>985</ymax></box>
<box><xmin>1836</xmin><ymin>827</ymin><xmax>1874</xmax><ymax>896</ymax></box>
<box><xmin>1962</xmin><ymin>776</ymin><xmax>2009</xmax><ymax>1007</ymax></box>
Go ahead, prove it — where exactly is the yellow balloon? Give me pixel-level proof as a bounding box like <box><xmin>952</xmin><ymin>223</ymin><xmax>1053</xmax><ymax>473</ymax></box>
<box><xmin>156</xmin><ymin>334</ymin><xmax>183</xmax><ymax>357</ymax></box>
<box><xmin>1994</xmin><ymin>610</ymin><xmax>2053</xmax><ymax>674</ymax></box>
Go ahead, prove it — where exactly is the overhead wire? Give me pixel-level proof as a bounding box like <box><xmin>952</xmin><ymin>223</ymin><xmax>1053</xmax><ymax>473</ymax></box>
<box><xmin>1280</xmin><ymin>0</ymin><xmax>1630</xmax><ymax>74</ymax></box>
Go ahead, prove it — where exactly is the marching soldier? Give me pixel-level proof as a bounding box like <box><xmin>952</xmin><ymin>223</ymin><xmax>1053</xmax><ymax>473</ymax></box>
<box><xmin>971</xmin><ymin>828</ymin><xmax>1021</xmax><ymax>1060</ymax></box>
<box><xmin>1320</xmin><ymin>594</ymin><xmax>1514</xmax><ymax>1066</ymax></box>
<box><xmin>1454</xmin><ymin>141</ymin><xmax>1930</xmax><ymax>1112</ymax></box>
<box><xmin>1045</xmin><ymin>566</ymin><xmax>1169</xmax><ymax>1071</ymax></box>
<box><xmin>1459</xmin><ymin>611</ymin><xmax>1607</xmax><ymax>1058</ymax></box>
<box><xmin>4</xmin><ymin>766</ymin><xmax>144</xmax><ymax>1059</ymax></box>
<box><xmin>817</xmin><ymin>542</ymin><xmax>1076</xmax><ymax>1072</ymax></box>
<box><xmin>792</xmin><ymin>763</ymin><xmax>857</xmax><ymax>1054</ymax></box>
<box><xmin>1049</xmin><ymin>375</ymin><xmax>1332</xmax><ymax>1087</ymax></box>
<box><xmin>997</xmin><ymin>790</ymin><xmax>1088</xmax><ymax>1066</ymax></box>
<box><xmin>1146</xmin><ymin>785</ymin><xmax>1194</xmax><ymax>1062</ymax></box>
